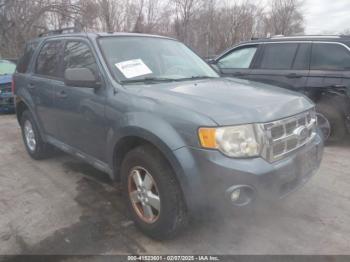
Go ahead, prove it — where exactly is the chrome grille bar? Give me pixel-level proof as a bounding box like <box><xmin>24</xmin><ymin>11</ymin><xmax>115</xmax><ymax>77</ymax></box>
<box><xmin>261</xmin><ymin>110</ymin><xmax>317</xmax><ymax>162</ymax></box>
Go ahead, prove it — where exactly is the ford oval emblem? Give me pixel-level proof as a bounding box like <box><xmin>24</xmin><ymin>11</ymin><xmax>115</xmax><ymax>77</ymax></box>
<box><xmin>294</xmin><ymin>126</ymin><xmax>309</xmax><ymax>140</ymax></box>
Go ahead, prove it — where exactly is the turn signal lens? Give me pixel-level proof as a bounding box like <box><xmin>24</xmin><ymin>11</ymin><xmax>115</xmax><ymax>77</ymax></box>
<box><xmin>198</xmin><ymin>128</ymin><xmax>217</xmax><ymax>149</ymax></box>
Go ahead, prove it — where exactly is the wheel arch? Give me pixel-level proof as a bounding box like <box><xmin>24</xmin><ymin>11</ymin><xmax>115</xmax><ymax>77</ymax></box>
<box><xmin>15</xmin><ymin>97</ymin><xmax>47</xmax><ymax>142</ymax></box>
<box><xmin>313</xmin><ymin>90</ymin><xmax>349</xmax><ymax>118</ymax></box>
<box><xmin>111</xmin><ymin>130</ymin><xmax>186</xmax><ymax>183</ymax></box>
<box><xmin>16</xmin><ymin>99</ymin><xmax>29</xmax><ymax>124</ymax></box>
<box><xmin>110</xmin><ymin>131</ymin><xmax>190</xmax><ymax>208</ymax></box>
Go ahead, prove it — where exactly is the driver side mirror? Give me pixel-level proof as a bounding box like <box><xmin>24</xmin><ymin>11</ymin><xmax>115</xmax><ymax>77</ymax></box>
<box><xmin>207</xmin><ymin>59</ymin><xmax>220</xmax><ymax>73</ymax></box>
<box><xmin>207</xmin><ymin>58</ymin><xmax>217</xmax><ymax>65</ymax></box>
<box><xmin>64</xmin><ymin>68</ymin><xmax>100</xmax><ymax>88</ymax></box>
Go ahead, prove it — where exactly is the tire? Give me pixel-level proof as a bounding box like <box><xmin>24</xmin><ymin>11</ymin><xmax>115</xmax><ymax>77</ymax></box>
<box><xmin>20</xmin><ymin>110</ymin><xmax>54</xmax><ymax>160</ymax></box>
<box><xmin>316</xmin><ymin>103</ymin><xmax>346</xmax><ymax>142</ymax></box>
<box><xmin>121</xmin><ymin>145</ymin><xmax>188</xmax><ymax>239</ymax></box>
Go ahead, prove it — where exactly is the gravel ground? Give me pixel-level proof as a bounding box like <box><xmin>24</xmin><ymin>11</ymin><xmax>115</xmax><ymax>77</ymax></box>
<box><xmin>0</xmin><ymin>114</ymin><xmax>349</xmax><ymax>256</ymax></box>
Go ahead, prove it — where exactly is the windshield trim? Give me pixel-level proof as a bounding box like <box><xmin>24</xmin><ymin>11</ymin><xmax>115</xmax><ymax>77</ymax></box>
<box><xmin>96</xmin><ymin>36</ymin><xmax>219</xmax><ymax>85</ymax></box>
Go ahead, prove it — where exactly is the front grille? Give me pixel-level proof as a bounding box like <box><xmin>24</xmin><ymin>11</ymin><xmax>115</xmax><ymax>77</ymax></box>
<box><xmin>261</xmin><ymin>110</ymin><xmax>317</xmax><ymax>162</ymax></box>
<box><xmin>0</xmin><ymin>97</ymin><xmax>14</xmax><ymax>105</ymax></box>
<box><xmin>0</xmin><ymin>83</ymin><xmax>12</xmax><ymax>94</ymax></box>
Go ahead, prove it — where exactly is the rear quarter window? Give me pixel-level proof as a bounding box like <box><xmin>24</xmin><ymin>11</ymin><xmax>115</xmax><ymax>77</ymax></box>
<box><xmin>17</xmin><ymin>41</ymin><xmax>39</xmax><ymax>73</ymax></box>
<box><xmin>311</xmin><ymin>43</ymin><xmax>350</xmax><ymax>70</ymax></box>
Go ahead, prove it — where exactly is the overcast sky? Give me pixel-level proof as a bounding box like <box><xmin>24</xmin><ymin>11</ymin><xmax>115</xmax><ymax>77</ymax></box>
<box><xmin>303</xmin><ymin>0</ymin><xmax>350</xmax><ymax>34</ymax></box>
<box><xmin>251</xmin><ymin>0</ymin><xmax>350</xmax><ymax>34</ymax></box>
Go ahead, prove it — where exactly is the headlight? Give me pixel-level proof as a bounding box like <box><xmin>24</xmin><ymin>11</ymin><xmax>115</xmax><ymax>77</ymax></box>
<box><xmin>198</xmin><ymin>124</ymin><xmax>260</xmax><ymax>158</ymax></box>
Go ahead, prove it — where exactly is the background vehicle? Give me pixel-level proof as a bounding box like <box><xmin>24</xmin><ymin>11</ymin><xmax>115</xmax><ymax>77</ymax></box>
<box><xmin>13</xmin><ymin>31</ymin><xmax>323</xmax><ymax>239</ymax></box>
<box><xmin>210</xmin><ymin>35</ymin><xmax>350</xmax><ymax>142</ymax></box>
<box><xmin>0</xmin><ymin>59</ymin><xmax>16</xmax><ymax>113</ymax></box>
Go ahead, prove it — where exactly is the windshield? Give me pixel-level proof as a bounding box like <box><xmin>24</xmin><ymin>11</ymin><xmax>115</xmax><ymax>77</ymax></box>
<box><xmin>0</xmin><ymin>60</ymin><xmax>16</xmax><ymax>75</ymax></box>
<box><xmin>98</xmin><ymin>36</ymin><xmax>219</xmax><ymax>83</ymax></box>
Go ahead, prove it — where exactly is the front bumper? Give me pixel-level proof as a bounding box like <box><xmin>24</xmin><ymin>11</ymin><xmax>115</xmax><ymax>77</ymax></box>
<box><xmin>173</xmin><ymin>133</ymin><xmax>323</xmax><ymax>211</ymax></box>
<box><xmin>0</xmin><ymin>94</ymin><xmax>15</xmax><ymax>112</ymax></box>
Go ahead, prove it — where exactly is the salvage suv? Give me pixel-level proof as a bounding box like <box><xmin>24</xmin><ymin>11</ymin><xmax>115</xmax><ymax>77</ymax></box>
<box><xmin>13</xmin><ymin>31</ymin><xmax>323</xmax><ymax>239</ymax></box>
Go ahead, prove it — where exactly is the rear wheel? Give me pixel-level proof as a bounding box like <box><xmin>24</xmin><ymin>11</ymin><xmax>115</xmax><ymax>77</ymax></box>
<box><xmin>121</xmin><ymin>145</ymin><xmax>188</xmax><ymax>239</ymax></box>
<box><xmin>316</xmin><ymin>103</ymin><xmax>346</xmax><ymax>142</ymax></box>
<box><xmin>20</xmin><ymin>110</ymin><xmax>54</xmax><ymax>160</ymax></box>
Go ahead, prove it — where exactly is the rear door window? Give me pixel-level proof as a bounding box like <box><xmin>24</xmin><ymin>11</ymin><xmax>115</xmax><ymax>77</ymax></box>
<box><xmin>311</xmin><ymin>43</ymin><xmax>350</xmax><ymax>70</ymax></box>
<box><xmin>35</xmin><ymin>41</ymin><xmax>63</xmax><ymax>78</ymax></box>
<box><xmin>218</xmin><ymin>46</ymin><xmax>258</xmax><ymax>69</ymax></box>
<box><xmin>259</xmin><ymin>43</ymin><xmax>298</xmax><ymax>70</ymax></box>
<box><xmin>292</xmin><ymin>43</ymin><xmax>311</xmax><ymax>70</ymax></box>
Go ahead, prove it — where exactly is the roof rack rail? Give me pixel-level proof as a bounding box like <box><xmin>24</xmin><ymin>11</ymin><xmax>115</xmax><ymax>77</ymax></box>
<box><xmin>270</xmin><ymin>34</ymin><xmax>285</xmax><ymax>38</ymax></box>
<box><xmin>38</xmin><ymin>27</ymin><xmax>79</xmax><ymax>38</ymax></box>
<box><xmin>270</xmin><ymin>35</ymin><xmax>342</xmax><ymax>39</ymax></box>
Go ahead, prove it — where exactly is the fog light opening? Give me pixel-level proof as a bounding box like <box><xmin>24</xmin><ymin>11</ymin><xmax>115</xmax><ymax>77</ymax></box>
<box><xmin>226</xmin><ymin>185</ymin><xmax>255</xmax><ymax>207</ymax></box>
<box><xmin>230</xmin><ymin>189</ymin><xmax>241</xmax><ymax>202</ymax></box>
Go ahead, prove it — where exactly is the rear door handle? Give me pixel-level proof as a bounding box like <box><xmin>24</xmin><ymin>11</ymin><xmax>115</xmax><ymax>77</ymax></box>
<box><xmin>27</xmin><ymin>83</ymin><xmax>35</xmax><ymax>89</ymax></box>
<box><xmin>57</xmin><ymin>90</ymin><xmax>68</xmax><ymax>99</ymax></box>
<box><xmin>332</xmin><ymin>84</ymin><xmax>346</xmax><ymax>88</ymax></box>
<box><xmin>286</xmin><ymin>73</ymin><xmax>302</xmax><ymax>78</ymax></box>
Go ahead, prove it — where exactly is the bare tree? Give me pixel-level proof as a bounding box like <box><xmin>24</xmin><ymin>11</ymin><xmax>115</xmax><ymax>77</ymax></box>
<box><xmin>172</xmin><ymin>0</ymin><xmax>201</xmax><ymax>44</ymax></box>
<box><xmin>0</xmin><ymin>0</ymin><xmax>80</xmax><ymax>57</ymax></box>
<box><xmin>0</xmin><ymin>0</ymin><xmax>306</xmax><ymax>58</ymax></box>
<box><xmin>267</xmin><ymin>0</ymin><xmax>304</xmax><ymax>35</ymax></box>
<box><xmin>96</xmin><ymin>0</ymin><xmax>119</xmax><ymax>32</ymax></box>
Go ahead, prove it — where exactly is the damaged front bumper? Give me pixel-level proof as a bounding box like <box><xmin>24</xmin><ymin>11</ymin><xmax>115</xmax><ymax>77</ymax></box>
<box><xmin>173</xmin><ymin>133</ymin><xmax>323</xmax><ymax>212</ymax></box>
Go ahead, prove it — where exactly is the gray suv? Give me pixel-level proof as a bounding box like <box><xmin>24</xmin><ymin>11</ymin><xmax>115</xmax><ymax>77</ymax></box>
<box><xmin>13</xmin><ymin>32</ymin><xmax>323</xmax><ymax>239</ymax></box>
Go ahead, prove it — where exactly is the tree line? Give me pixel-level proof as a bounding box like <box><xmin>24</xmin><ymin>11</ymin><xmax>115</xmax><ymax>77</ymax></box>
<box><xmin>0</xmin><ymin>0</ymin><xmax>304</xmax><ymax>58</ymax></box>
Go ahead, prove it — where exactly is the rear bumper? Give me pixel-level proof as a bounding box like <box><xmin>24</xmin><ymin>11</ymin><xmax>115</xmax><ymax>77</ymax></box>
<box><xmin>173</xmin><ymin>133</ymin><xmax>323</xmax><ymax>212</ymax></box>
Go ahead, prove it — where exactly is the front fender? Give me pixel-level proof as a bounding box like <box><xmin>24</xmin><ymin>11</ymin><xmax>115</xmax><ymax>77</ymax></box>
<box><xmin>106</xmin><ymin>112</ymin><xmax>198</xmax><ymax>207</ymax></box>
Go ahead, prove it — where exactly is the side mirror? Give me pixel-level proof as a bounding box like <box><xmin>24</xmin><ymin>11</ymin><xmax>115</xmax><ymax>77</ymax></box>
<box><xmin>207</xmin><ymin>58</ymin><xmax>217</xmax><ymax>65</ymax></box>
<box><xmin>208</xmin><ymin>60</ymin><xmax>221</xmax><ymax>73</ymax></box>
<box><xmin>64</xmin><ymin>68</ymin><xmax>100</xmax><ymax>88</ymax></box>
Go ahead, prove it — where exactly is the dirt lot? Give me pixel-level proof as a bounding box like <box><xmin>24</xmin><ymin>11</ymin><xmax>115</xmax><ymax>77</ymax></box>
<box><xmin>0</xmin><ymin>114</ymin><xmax>349</xmax><ymax>256</ymax></box>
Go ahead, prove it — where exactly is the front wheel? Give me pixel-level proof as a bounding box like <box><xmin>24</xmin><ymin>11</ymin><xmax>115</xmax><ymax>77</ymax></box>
<box><xmin>121</xmin><ymin>145</ymin><xmax>188</xmax><ymax>239</ymax></box>
<box><xmin>316</xmin><ymin>103</ymin><xmax>346</xmax><ymax>142</ymax></box>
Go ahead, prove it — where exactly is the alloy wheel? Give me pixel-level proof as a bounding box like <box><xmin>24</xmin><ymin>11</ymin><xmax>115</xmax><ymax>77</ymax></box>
<box><xmin>316</xmin><ymin>113</ymin><xmax>331</xmax><ymax>141</ymax></box>
<box><xmin>128</xmin><ymin>166</ymin><xmax>161</xmax><ymax>224</ymax></box>
<box><xmin>24</xmin><ymin>120</ymin><xmax>36</xmax><ymax>152</ymax></box>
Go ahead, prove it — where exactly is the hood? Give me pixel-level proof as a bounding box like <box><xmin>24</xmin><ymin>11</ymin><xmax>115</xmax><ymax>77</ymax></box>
<box><xmin>128</xmin><ymin>78</ymin><xmax>314</xmax><ymax>126</ymax></box>
<box><xmin>0</xmin><ymin>74</ymin><xmax>12</xmax><ymax>85</ymax></box>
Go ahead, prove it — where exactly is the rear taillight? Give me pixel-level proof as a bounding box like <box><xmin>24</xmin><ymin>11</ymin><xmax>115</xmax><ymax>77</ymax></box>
<box><xmin>11</xmin><ymin>77</ymin><xmax>15</xmax><ymax>94</ymax></box>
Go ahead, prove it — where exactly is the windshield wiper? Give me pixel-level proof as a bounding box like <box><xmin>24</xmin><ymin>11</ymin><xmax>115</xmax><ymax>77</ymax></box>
<box><xmin>121</xmin><ymin>77</ymin><xmax>176</xmax><ymax>84</ymax></box>
<box><xmin>173</xmin><ymin>76</ymin><xmax>217</xmax><ymax>81</ymax></box>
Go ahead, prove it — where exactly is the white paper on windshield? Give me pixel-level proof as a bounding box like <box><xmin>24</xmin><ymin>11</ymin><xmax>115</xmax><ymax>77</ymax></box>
<box><xmin>115</xmin><ymin>59</ymin><xmax>152</xmax><ymax>79</ymax></box>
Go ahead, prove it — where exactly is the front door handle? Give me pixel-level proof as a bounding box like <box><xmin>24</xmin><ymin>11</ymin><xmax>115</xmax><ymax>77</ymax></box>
<box><xmin>286</xmin><ymin>73</ymin><xmax>302</xmax><ymax>78</ymax></box>
<box><xmin>57</xmin><ymin>90</ymin><xmax>68</xmax><ymax>99</ymax></box>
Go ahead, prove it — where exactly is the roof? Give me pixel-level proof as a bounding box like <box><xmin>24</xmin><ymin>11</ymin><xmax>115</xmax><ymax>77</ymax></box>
<box><xmin>215</xmin><ymin>35</ymin><xmax>350</xmax><ymax>60</ymax></box>
<box><xmin>247</xmin><ymin>35</ymin><xmax>350</xmax><ymax>44</ymax></box>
